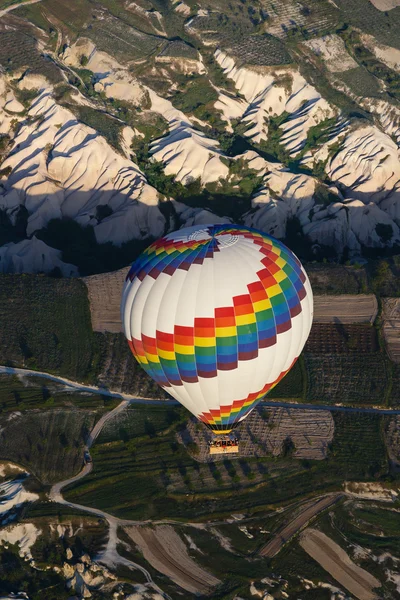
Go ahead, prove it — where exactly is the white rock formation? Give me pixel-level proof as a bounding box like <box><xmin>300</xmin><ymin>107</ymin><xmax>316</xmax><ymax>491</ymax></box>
<box><xmin>0</xmin><ymin>237</ymin><xmax>78</xmax><ymax>276</ymax></box>
<box><xmin>327</xmin><ymin>124</ymin><xmax>400</xmax><ymax>203</ymax></box>
<box><xmin>303</xmin><ymin>35</ymin><xmax>358</xmax><ymax>73</ymax></box>
<box><xmin>63</xmin><ymin>39</ymin><xmax>147</xmax><ymax>106</ymax></box>
<box><xmin>0</xmin><ymin>84</ymin><xmax>165</xmax><ymax>248</ymax></box>
<box><xmin>148</xmin><ymin>89</ymin><xmax>229</xmax><ymax>184</ymax></box>
<box><xmin>0</xmin><ymin>523</ymin><xmax>41</xmax><ymax>560</ymax></box>
<box><xmin>214</xmin><ymin>50</ymin><xmax>336</xmax><ymax>152</ymax></box>
<box><xmin>0</xmin><ymin>474</ymin><xmax>38</xmax><ymax>519</ymax></box>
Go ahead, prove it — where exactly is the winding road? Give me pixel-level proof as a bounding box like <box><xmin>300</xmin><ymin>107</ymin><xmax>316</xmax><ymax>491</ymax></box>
<box><xmin>2</xmin><ymin>363</ymin><xmax>397</xmax><ymax>595</ymax></box>
<box><xmin>0</xmin><ymin>0</ymin><xmax>43</xmax><ymax>18</ymax></box>
<box><xmin>2</xmin><ymin>364</ymin><xmax>400</xmax><ymax>416</ymax></box>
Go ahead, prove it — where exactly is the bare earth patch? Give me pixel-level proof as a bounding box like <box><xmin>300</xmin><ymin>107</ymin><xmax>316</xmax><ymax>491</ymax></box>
<box><xmin>382</xmin><ymin>298</ymin><xmax>400</xmax><ymax>362</ymax></box>
<box><xmin>300</xmin><ymin>528</ymin><xmax>381</xmax><ymax>600</ymax></box>
<box><xmin>303</xmin><ymin>35</ymin><xmax>358</xmax><ymax>73</ymax></box>
<box><xmin>368</xmin><ymin>0</ymin><xmax>400</xmax><ymax>10</ymax></box>
<box><xmin>260</xmin><ymin>494</ymin><xmax>342</xmax><ymax>558</ymax></box>
<box><xmin>83</xmin><ymin>267</ymin><xmax>129</xmax><ymax>333</ymax></box>
<box><xmin>313</xmin><ymin>295</ymin><xmax>378</xmax><ymax>324</ymax></box>
<box><xmin>124</xmin><ymin>525</ymin><xmax>220</xmax><ymax>594</ymax></box>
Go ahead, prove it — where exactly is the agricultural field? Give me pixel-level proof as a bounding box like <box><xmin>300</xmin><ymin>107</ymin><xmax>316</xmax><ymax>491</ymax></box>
<box><xmin>0</xmin><ymin>408</ymin><xmax>98</xmax><ymax>484</ymax></box>
<box><xmin>338</xmin><ymin>65</ymin><xmax>383</xmax><ymax>98</ymax></box>
<box><xmin>223</xmin><ymin>34</ymin><xmax>292</xmax><ymax>66</ymax></box>
<box><xmin>63</xmin><ymin>404</ymin><xmax>390</xmax><ymax>521</ymax></box>
<box><xmin>383</xmin><ymin>297</ymin><xmax>400</xmax><ymax>363</ymax></box>
<box><xmin>304</xmin><ymin>353</ymin><xmax>391</xmax><ymax>405</ymax></box>
<box><xmin>0</xmin><ymin>373</ymin><xmax>117</xmax><ymax>411</ymax></box>
<box><xmin>305</xmin><ymin>323</ymin><xmax>379</xmax><ymax>354</ymax></box>
<box><xmin>0</xmin><ymin>275</ymin><xmax>99</xmax><ymax>382</ymax></box>
<box><xmin>0</xmin><ymin>29</ymin><xmax>62</xmax><ymax>83</ymax></box>
<box><xmin>180</xmin><ymin>406</ymin><xmax>334</xmax><ymax>462</ymax></box>
<box><xmin>83</xmin><ymin>267</ymin><xmax>128</xmax><ymax>334</ymax></box>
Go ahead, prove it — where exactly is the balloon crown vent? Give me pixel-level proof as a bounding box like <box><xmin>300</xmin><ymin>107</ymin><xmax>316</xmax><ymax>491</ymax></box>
<box><xmin>188</xmin><ymin>229</ymin><xmax>239</xmax><ymax>248</ymax></box>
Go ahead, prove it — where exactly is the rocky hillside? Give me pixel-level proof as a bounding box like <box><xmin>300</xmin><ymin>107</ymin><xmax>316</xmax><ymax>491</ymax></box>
<box><xmin>0</xmin><ymin>0</ymin><xmax>400</xmax><ymax>274</ymax></box>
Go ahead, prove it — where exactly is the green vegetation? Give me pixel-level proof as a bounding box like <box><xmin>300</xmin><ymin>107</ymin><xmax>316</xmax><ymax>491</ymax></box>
<box><xmin>0</xmin><ymin>374</ymin><xmax>116</xmax><ymax>411</ymax></box>
<box><xmin>63</xmin><ymin>404</ymin><xmax>391</xmax><ymax>521</ymax></box>
<box><xmin>71</xmin><ymin>106</ymin><xmax>123</xmax><ymax>152</ymax></box>
<box><xmin>0</xmin><ymin>544</ymin><xmax>69</xmax><ymax>600</ymax></box>
<box><xmin>339</xmin><ymin>66</ymin><xmax>382</xmax><ymax>98</ymax></box>
<box><xmin>0</xmin><ymin>275</ymin><xmax>99</xmax><ymax>381</ymax></box>
<box><xmin>171</xmin><ymin>76</ymin><xmax>219</xmax><ymax>113</ymax></box>
<box><xmin>0</xmin><ymin>408</ymin><xmax>98</xmax><ymax>484</ymax></box>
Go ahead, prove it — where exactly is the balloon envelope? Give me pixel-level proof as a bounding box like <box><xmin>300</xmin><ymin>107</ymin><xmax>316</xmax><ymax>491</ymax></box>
<box><xmin>121</xmin><ymin>225</ymin><xmax>313</xmax><ymax>433</ymax></box>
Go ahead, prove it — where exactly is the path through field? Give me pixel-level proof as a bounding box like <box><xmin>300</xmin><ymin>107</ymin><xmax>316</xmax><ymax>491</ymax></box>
<box><xmin>49</xmin><ymin>398</ymin><xmax>171</xmax><ymax>599</ymax></box>
<box><xmin>0</xmin><ymin>0</ymin><xmax>43</xmax><ymax>18</ymax></box>
<box><xmin>2</xmin><ymin>365</ymin><xmax>400</xmax><ymax>416</ymax></box>
<box><xmin>259</xmin><ymin>493</ymin><xmax>343</xmax><ymax>557</ymax></box>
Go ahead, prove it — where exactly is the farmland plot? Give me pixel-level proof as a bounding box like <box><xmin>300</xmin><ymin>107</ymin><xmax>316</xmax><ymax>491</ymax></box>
<box><xmin>180</xmin><ymin>406</ymin><xmax>334</xmax><ymax>462</ymax></box>
<box><xmin>0</xmin><ymin>409</ymin><xmax>97</xmax><ymax>484</ymax></box>
<box><xmin>83</xmin><ymin>267</ymin><xmax>128</xmax><ymax>334</ymax></box>
<box><xmin>313</xmin><ymin>295</ymin><xmax>378</xmax><ymax>324</ymax></box>
<box><xmin>305</xmin><ymin>324</ymin><xmax>378</xmax><ymax>354</ymax></box>
<box><xmin>304</xmin><ymin>353</ymin><xmax>390</xmax><ymax>405</ymax></box>
<box><xmin>382</xmin><ymin>298</ymin><xmax>400</xmax><ymax>363</ymax></box>
<box><xmin>261</xmin><ymin>0</ymin><xmax>339</xmax><ymax>39</ymax></box>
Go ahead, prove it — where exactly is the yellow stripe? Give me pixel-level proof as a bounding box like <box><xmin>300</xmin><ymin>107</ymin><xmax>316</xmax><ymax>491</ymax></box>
<box><xmin>274</xmin><ymin>270</ymin><xmax>287</xmax><ymax>283</ymax></box>
<box><xmin>158</xmin><ymin>349</ymin><xmax>175</xmax><ymax>360</ymax></box>
<box><xmin>253</xmin><ymin>298</ymin><xmax>271</xmax><ymax>311</ymax></box>
<box><xmin>174</xmin><ymin>344</ymin><xmax>193</xmax><ymax>355</ymax></box>
<box><xmin>235</xmin><ymin>313</ymin><xmax>256</xmax><ymax>326</ymax></box>
<box><xmin>194</xmin><ymin>337</ymin><xmax>215</xmax><ymax>347</ymax></box>
<box><xmin>147</xmin><ymin>354</ymin><xmax>161</xmax><ymax>363</ymax></box>
<box><xmin>216</xmin><ymin>326</ymin><xmax>237</xmax><ymax>337</ymax></box>
<box><xmin>267</xmin><ymin>283</ymin><xmax>282</xmax><ymax>298</ymax></box>
<box><xmin>276</xmin><ymin>256</ymin><xmax>286</xmax><ymax>268</ymax></box>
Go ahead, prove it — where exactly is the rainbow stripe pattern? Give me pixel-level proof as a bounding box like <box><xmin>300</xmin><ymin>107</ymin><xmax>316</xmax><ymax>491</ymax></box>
<box><xmin>125</xmin><ymin>225</ymin><xmax>309</xmax><ymax>431</ymax></box>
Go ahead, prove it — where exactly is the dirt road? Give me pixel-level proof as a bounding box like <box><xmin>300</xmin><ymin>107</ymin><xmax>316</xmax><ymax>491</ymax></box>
<box><xmin>0</xmin><ymin>0</ymin><xmax>43</xmax><ymax>18</ymax></box>
<box><xmin>300</xmin><ymin>528</ymin><xmax>381</xmax><ymax>600</ymax></box>
<box><xmin>259</xmin><ymin>493</ymin><xmax>343</xmax><ymax>557</ymax></box>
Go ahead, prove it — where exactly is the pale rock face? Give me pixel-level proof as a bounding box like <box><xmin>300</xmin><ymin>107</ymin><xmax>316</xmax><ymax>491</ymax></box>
<box><xmin>243</xmin><ymin>163</ymin><xmax>317</xmax><ymax>237</ymax></box>
<box><xmin>0</xmin><ymin>475</ymin><xmax>39</xmax><ymax>518</ymax></box>
<box><xmin>63</xmin><ymin>39</ymin><xmax>146</xmax><ymax>106</ymax></box>
<box><xmin>0</xmin><ymin>76</ymin><xmax>24</xmax><ymax>135</ymax></box>
<box><xmin>214</xmin><ymin>93</ymin><xmax>249</xmax><ymax>131</ymax></box>
<box><xmin>0</xmin><ymin>524</ymin><xmax>41</xmax><ymax>560</ymax></box>
<box><xmin>304</xmin><ymin>199</ymin><xmax>400</xmax><ymax>256</ymax></box>
<box><xmin>148</xmin><ymin>89</ymin><xmax>229</xmax><ymax>184</ymax></box>
<box><xmin>327</xmin><ymin>125</ymin><xmax>400</xmax><ymax>203</ymax></box>
<box><xmin>214</xmin><ymin>51</ymin><xmax>336</xmax><ymax>152</ymax></box>
<box><xmin>303</xmin><ymin>35</ymin><xmax>358</xmax><ymax>73</ymax></box>
<box><xmin>0</xmin><ymin>237</ymin><xmax>78</xmax><ymax>276</ymax></box>
<box><xmin>0</xmin><ymin>85</ymin><xmax>165</xmax><ymax>249</ymax></box>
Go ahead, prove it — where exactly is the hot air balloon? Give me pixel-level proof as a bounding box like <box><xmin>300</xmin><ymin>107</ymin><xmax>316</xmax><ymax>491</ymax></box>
<box><xmin>121</xmin><ymin>224</ymin><xmax>313</xmax><ymax>438</ymax></box>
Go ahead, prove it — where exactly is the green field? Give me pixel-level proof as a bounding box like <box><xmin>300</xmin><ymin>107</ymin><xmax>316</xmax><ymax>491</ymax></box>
<box><xmin>63</xmin><ymin>404</ymin><xmax>391</xmax><ymax>521</ymax></box>
<box><xmin>0</xmin><ymin>275</ymin><xmax>98</xmax><ymax>381</ymax></box>
<box><xmin>0</xmin><ymin>408</ymin><xmax>98</xmax><ymax>484</ymax></box>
